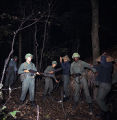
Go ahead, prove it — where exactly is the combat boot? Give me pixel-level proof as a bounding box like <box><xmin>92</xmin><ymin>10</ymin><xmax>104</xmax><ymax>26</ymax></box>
<box><xmin>72</xmin><ymin>102</ymin><xmax>78</xmax><ymax>110</ymax></box>
<box><xmin>63</xmin><ymin>96</ymin><xmax>70</xmax><ymax>102</ymax></box>
<box><xmin>95</xmin><ymin>111</ymin><xmax>105</xmax><ymax>120</ymax></box>
<box><xmin>88</xmin><ymin>103</ymin><xmax>93</xmax><ymax>115</ymax></box>
<box><xmin>30</xmin><ymin>101</ymin><xmax>36</xmax><ymax>106</ymax></box>
<box><xmin>18</xmin><ymin>100</ymin><xmax>24</xmax><ymax>105</ymax></box>
<box><xmin>105</xmin><ymin>111</ymin><xmax>111</xmax><ymax>120</ymax></box>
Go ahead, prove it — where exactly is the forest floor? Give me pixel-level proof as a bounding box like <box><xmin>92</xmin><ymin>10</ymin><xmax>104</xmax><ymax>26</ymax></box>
<box><xmin>0</xmin><ymin>76</ymin><xmax>117</xmax><ymax>120</ymax></box>
<box><xmin>0</xmin><ymin>46</ymin><xmax>117</xmax><ymax>120</ymax></box>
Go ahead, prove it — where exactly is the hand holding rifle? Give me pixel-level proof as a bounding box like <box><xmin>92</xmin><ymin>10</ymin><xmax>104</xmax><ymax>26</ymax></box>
<box><xmin>24</xmin><ymin>69</ymin><xmax>29</xmax><ymax>73</ymax></box>
<box><xmin>49</xmin><ymin>71</ymin><xmax>54</xmax><ymax>74</ymax></box>
<box><xmin>56</xmin><ymin>80</ymin><xmax>59</xmax><ymax>83</ymax></box>
<box><xmin>24</xmin><ymin>69</ymin><xmax>40</xmax><ymax>75</ymax></box>
<box><xmin>36</xmin><ymin>72</ymin><xmax>40</xmax><ymax>75</ymax></box>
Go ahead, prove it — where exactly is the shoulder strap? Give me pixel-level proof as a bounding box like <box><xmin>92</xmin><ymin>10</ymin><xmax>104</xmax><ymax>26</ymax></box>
<box><xmin>23</xmin><ymin>62</ymin><xmax>27</xmax><ymax>69</ymax></box>
<box><xmin>31</xmin><ymin>62</ymin><xmax>34</xmax><ymax>69</ymax></box>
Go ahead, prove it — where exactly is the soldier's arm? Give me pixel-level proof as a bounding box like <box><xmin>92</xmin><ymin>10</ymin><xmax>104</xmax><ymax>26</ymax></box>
<box><xmin>32</xmin><ymin>64</ymin><xmax>40</xmax><ymax>75</ymax></box>
<box><xmin>82</xmin><ymin>61</ymin><xmax>96</xmax><ymax>73</ymax></box>
<box><xmin>13</xmin><ymin>61</ymin><xmax>17</xmax><ymax>72</ymax></box>
<box><xmin>44</xmin><ymin>66</ymin><xmax>51</xmax><ymax>73</ymax></box>
<box><xmin>32</xmin><ymin>63</ymin><xmax>37</xmax><ymax>71</ymax></box>
<box><xmin>18</xmin><ymin>63</ymin><xmax>24</xmax><ymax>74</ymax></box>
<box><xmin>70</xmin><ymin>63</ymin><xmax>74</xmax><ymax>74</ymax></box>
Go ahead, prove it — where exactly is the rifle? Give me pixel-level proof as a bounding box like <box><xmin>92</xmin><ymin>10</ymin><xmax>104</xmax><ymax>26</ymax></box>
<box><xmin>23</xmin><ymin>68</ymin><xmax>62</xmax><ymax>80</ymax></box>
<box><xmin>24</xmin><ymin>67</ymin><xmax>62</xmax><ymax>74</ymax></box>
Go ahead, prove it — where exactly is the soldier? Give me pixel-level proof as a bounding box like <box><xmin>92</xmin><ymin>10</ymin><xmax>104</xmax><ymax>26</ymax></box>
<box><xmin>43</xmin><ymin>61</ymin><xmax>58</xmax><ymax>98</ymax></box>
<box><xmin>70</xmin><ymin>53</ymin><xmax>96</xmax><ymax>114</ymax></box>
<box><xmin>18</xmin><ymin>53</ymin><xmax>39</xmax><ymax>106</ymax></box>
<box><xmin>95</xmin><ymin>53</ymin><xmax>113</xmax><ymax>120</ymax></box>
<box><xmin>60</xmin><ymin>55</ymin><xmax>70</xmax><ymax>101</ymax></box>
<box><xmin>5</xmin><ymin>56</ymin><xmax>18</xmax><ymax>87</ymax></box>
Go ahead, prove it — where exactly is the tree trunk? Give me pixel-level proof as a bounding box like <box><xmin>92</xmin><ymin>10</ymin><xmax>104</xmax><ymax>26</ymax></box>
<box><xmin>34</xmin><ymin>24</ymin><xmax>39</xmax><ymax>70</ymax></box>
<box><xmin>18</xmin><ymin>32</ymin><xmax>22</xmax><ymax>65</ymax></box>
<box><xmin>91</xmin><ymin>0</ymin><xmax>100</xmax><ymax>64</ymax></box>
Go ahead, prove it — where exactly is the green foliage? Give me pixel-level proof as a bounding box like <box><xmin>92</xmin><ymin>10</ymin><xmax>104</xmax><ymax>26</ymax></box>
<box><xmin>44</xmin><ymin>114</ymin><xmax>51</xmax><ymax>119</ymax></box>
<box><xmin>9</xmin><ymin>111</ymin><xmax>20</xmax><ymax>118</ymax></box>
<box><xmin>0</xmin><ymin>106</ymin><xmax>20</xmax><ymax>120</ymax></box>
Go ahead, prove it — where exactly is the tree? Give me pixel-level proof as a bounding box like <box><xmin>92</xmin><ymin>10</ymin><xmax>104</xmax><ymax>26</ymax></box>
<box><xmin>91</xmin><ymin>0</ymin><xmax>100</xmax><ymax>64</ymax></box>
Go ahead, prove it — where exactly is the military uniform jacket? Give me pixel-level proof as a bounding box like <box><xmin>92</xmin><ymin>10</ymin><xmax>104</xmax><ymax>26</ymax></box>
<box><xmin>44</xmin><ymin>65</ymin><xmax>56</xmax><ymax>80</ymax></box>
<box><xmin>70</xmin><ymin>60</ymin><xmax>96</xmax><ymax>75</ymax></box>
<box><xmin>18</xmin><ymin>62</ymin><xmax>37</xmax><ymax>78</ymax></box>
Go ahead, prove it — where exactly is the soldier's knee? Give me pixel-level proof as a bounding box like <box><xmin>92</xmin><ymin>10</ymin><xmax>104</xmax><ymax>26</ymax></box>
<box><xmin>96</xmin><ymin>96</ymin><xmax>102</xmax><ymax>104</ymax></box>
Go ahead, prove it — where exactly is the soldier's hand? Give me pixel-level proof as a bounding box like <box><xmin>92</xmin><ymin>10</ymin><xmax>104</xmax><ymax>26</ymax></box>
<box><xmin>102</xmin><ymin>52</ymin><xmax>107</xmax><ymax>56</ymax></box>
<box><xmin>36</xmin><ymin>72</ymin><xmax>40</xmax><ymax>75</ymax></box>
<box><xmin>24</xmin><ymin>70</ymin><xmax>29</xmax><ymax>73</ymax></box>
<box><xmin>56</xmin><ymin>80</ymin><xmax>59</xmax><ymax>83</ymax></box>
<box><xmin>49</xmin><ymin>71</ymin><xmax>54</xmax><ymax>74</ymax></box>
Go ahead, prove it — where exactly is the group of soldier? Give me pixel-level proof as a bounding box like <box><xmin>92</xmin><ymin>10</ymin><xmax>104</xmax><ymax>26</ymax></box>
<box><xmin>4</xmin><ymin>52</ymin><xmax>117</xmax><ymax>120</ymax></box>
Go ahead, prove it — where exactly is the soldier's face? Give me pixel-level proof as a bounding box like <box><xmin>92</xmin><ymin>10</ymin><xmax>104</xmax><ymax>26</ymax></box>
<box><xmin>27</xmin><ymin>57</ymin><xmax>32</xmax><ymax>62</ymax></box>
<box><xmin>14</xmin><ymin>58</ymin><xmax>17</xmax><ymax>61</ymax></box>
<box><xmin>74</xmin><ymin>57</ymin><xmax>79</xmax><ymax>62</ymax></box>
<box><xmin>52</xmin><ymin>64</ymin><xmax>56</xmax><ymax>68</ymax></box>
<box><xmin>63</xmin><ymin>59</ymin><xmax>67</xmax><ymax>62</ymax></box>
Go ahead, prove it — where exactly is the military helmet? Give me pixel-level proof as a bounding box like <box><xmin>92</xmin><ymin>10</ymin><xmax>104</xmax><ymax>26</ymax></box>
<box><xmin>25</xmin><ymin>53</ymin><xmax>33</xmax><ymax>59</ymax></box>
<box><xmin>14</xmin><ymin>56</ymin><xmax>18</xmax><ymax>59</ymax></box>
<box><xmin>72</xmin><ymin>53</ymin><xmax>80</xmax><ymax>59</ymax></box>
<box><xmin>52</xmin><ymin>61</ymin><xmax>57</xmax><ymax>65</ymax></box>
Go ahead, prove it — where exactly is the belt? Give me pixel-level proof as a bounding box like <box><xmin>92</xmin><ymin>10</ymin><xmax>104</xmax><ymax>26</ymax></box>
<box><xmin>26</xmin><ymin>75</ymin><xmax>35</xmax><ymax>78</ymax></box>
<box><xmin>71</xmin><ymin>73</ymin><xmax>81</xmax><ymax>78</ymax></box>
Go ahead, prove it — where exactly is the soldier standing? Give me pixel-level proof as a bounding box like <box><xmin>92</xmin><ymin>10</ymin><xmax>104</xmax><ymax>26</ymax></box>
<box><xmin>95</xmin><ymin>53</ymin><xmax>113</xmax><ymax>120</ymax></box>
<box><xmin>18</xmin><ymin>53</ymin><xmax>39</xmax><ymax>106</ymax></box>
<box><xmin>70</xmin><ymin>53</ymin><xmax>96</xmax><ymax>114</ymax></box>
<box><xmin>60</xmin><ymin>55</ymin><xmax>70</xmax><ymax>101</ymax></box>
<box><xmin>43</xmin><ymin>61</ymin><xmax>58</xmax><ymax>98</ymax></box>
<box><xmin>5</xmin><ymin>56</ymin><xmax>18</xmax><ymax>87</ymax></box>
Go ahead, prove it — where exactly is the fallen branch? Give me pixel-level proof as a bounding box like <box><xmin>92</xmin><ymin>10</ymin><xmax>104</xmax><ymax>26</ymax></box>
<box><xmin>36</xmin><ymin>105</ymin><xmax>40</xmax><ymax>120</ymax></box>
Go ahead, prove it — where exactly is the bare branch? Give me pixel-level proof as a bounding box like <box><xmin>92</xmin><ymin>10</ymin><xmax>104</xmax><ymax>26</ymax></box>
<box><xmin>39</xmin><ymin>3</ymin><xmax>51</xmax><ymax>71</ymax></box>
<box><xmin>36</xmin><ymin>105</ymin><xmax>40</xmax><ymax>120</ymax></box>
<box><xmin>0</xmin><ymin>12</ymin><xmax>35</xmax><ymax>84</ymax></box>
<box><xmin>19</xmin><ymin>12</ymin><xmax>47</xmax><ymax>31</ymax></box>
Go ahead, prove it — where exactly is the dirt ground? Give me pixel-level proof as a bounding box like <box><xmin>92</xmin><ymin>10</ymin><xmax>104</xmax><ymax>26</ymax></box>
<box><xmin>0</xmin><ymin>75</ymin><xmax>117</xmax><ymax>120</ymax></box>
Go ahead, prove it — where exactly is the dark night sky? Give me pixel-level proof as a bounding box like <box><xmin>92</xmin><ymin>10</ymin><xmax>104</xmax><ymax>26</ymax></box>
<box><xmin>0</xmin><ymin>0</ymin><xmax>117</xmax><ymax>68</ymax></box>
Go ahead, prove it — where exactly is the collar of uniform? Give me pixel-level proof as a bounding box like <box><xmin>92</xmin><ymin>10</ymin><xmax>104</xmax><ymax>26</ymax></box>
<box><xmin>74</xmin><ymin>60</ymin><xmax>80</xmax><ymax>63</ymax></box>
<box><xmin>25</xmin><ymin>61</ymin><xmax>32</xmax><ymax>65</ymax></box>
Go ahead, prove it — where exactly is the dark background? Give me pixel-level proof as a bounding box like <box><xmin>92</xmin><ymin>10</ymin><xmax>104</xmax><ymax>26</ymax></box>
<box><xmin>0</xmin><ymin>0</ymin><xmax>117</xmax><ymax>69</ymax></box>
